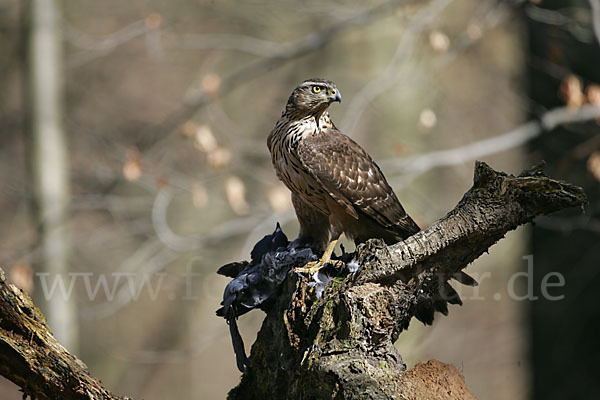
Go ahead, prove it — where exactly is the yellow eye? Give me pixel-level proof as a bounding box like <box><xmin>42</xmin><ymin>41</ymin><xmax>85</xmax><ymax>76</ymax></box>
<box><xmin>331</xmin><ymin>89</ymin><xmax>336</xmax><ymax>94</ymax></box>
<box><xmin>312</xmin><ymin>86</ymin><xmax>321</xmax><ymax>93</ymax></box>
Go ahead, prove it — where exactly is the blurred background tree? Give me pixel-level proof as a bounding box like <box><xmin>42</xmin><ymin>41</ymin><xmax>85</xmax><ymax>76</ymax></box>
<box><xmin>25</xmin><ymin>0</ymin><xmax>78</xmax><ymax>354</ymax></box>
<box><xmin>0</xmin><ymin>0</ymin><xmax>597</xmax><ymax>399</ymax></box>
<box><xmin>525</xmin><ymin>0</ymin><xmax>600</xmax><ymax>398</ymax></box>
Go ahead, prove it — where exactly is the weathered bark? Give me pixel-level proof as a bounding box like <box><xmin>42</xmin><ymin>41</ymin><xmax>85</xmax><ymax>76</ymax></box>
<box><xmin>0</xmin><ymin>269</ymin><xmax>129</xmax><ymax>400</ymax></box>
<box><xmin>0</xmin><ymin>162</ymin><xmax>585</xmax><ymax>399</ymax></box>
<box><xmin>228</xmin><ymin>161</ymin><xmax>586</xmax><ymax>400</ymax></box>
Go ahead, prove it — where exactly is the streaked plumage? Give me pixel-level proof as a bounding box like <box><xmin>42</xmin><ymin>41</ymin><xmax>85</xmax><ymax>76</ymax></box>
<box><xmin>268</xmin><ymin>79</ymin><xmax>419</xmax><ymax>259</ymax></box>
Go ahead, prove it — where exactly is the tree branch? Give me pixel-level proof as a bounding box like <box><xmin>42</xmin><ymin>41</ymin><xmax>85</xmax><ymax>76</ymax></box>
<box><xmin>227</xmin><ymin>161</ymin><xmax>586</xmax><ymax>400</ymax></box>
<box><xmin>380</xmin><ymin>105</ymin><xmax>600</xmax><ymax>186</ymax></box>
<box><xmin>0</xmin><ymin>162</ymin><xmax>585</xmax><ymax>399</ymax></box>
<box><xmin>0</xmin><ymin>269</ymin><xmax>130</xmax><ymax>400</ymax></box>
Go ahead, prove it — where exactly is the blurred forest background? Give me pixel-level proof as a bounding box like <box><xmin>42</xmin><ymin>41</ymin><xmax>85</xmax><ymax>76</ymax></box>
<box><xmin>1</xmin><ymin>0</ymin><xmax>599</xmax><ymax>399</ymax></box>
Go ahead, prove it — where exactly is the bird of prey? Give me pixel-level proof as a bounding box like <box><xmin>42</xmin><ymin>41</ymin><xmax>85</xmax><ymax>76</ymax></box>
<box><xmin>268</xmin><ymin>79</ymin><xmax>420</xmax><ymax>273</ymax></box>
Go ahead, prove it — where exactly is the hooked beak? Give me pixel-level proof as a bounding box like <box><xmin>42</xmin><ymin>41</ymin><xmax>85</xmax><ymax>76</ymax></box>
<box><xmin>329</xmin><ymin>89</ymin><xmax>342</xmax><ymax>103</ymax></box>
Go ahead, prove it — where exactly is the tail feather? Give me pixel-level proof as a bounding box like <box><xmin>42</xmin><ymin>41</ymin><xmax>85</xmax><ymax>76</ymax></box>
<box><xmin>390</xmin><ymin>215</ymin><xmax>421</xmax><ymax>241</ymax></box>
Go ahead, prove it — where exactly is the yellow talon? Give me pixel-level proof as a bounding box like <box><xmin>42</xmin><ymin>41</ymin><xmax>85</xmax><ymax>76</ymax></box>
<box><xmin>294</xmin><ymin>239</ymin><xmax>342</xmax><ymax>274</ymax></box>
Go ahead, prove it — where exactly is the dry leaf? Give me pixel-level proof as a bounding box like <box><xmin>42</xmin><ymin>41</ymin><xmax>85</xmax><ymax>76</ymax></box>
<box><xmin>180</xmin><ymin>120</ymin><xmax>198</xmax><ymax>138</ymax></box>
<box><xmin>587</xmin><ymin>152</ymin><xmax>600</xmax><ymax>182</ymax></box>
<box><xmin>9</xmin><ymin>262</ymin><xmax>34</xmax><ymax>294</ymax></box>
<box><xmin>193</xmin><ymin>125</ymin><xmax>218</xmax><ymax>153</ymax></box>
<box><xmin>267</xmin><ymin>185</ymin><xmax>292</xmax><ymax>212</ymax></box>
<box><xmin>394</xmin><ymin>143</ymin><xmax>407</xmax><ymax>156</ymax></box>
<box><xmin>145</xmin><ymin>13</ymin><xmax>163</xmax><ymax>30</ymax></box>
<box><xmin>429</xmin><ymin>30</ymin><xmax>450</xmax><ymax>52</ymax></box>
<box><xmin>155</xmin><ymin>174</ymin><xmax>170</xmax><ymax>189</ymax></box>
<box><xmin>123</xmin><ymin>148</ymin><xmax>142</xmax><ymax>181</ymax></box>
<box><xmin>560</xmin><ymin>74</ymin><xmax>585</xmax><ymax>108</ymax></box>
<box><xmin>202</xmin><ymin>74</ymin><xmax>221</xmax><ymax>95</ymax></box>
<box><xmin>226</xmin><ymin>176</ymin><xmax>249</xmax><ymax>215</ymax></box>
<box><xmin>207</xmin><ymin>147</ymin><xmax>231</xmax><ymax>169</ymax></box>
<box><xmin>586</xmin><ymin>85</ymin><xmax>600</xmax><ymax>105</ymax></box>
<box><xmin>418</xmin><ymin>108</ymin><xmax>437</xmax><ymax>132</ymax></box>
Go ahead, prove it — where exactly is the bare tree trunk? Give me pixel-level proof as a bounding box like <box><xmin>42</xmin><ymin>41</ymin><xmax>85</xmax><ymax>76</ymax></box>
<box><xmin>26</xmin><ymin>0</ymin><xmax>78</xmax><ymax>353</ymax></box>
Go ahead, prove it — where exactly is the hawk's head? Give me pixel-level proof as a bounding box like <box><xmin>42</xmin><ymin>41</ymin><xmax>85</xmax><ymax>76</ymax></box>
<box><xmin>285</xmin><ymin>79</ymin><xmax>342</xmax><ymax>118</ymax></box>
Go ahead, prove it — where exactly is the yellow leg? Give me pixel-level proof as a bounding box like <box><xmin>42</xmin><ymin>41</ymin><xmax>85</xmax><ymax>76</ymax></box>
<box><xmin>295</xmin><ymin>239</ymin><xmax>343</xmax><ymax>274</ymax></box>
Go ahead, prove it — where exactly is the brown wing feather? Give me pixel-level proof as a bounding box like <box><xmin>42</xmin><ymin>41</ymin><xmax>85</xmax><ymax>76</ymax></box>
<box><xmin>297</xmin><ymin>126</ymin><xmax>420</xmax><ymax>238</ymax></box>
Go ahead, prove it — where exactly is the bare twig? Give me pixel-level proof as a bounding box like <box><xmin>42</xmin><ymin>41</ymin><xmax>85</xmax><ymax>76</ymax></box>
<box><xmin>525</xmin><ymin>3</ymin><xmax>596</xmax><ymax>43</ymax></box>
<box><xmin>341</xmin><ymin>0</ymin><xmax>455</xmax><ymax>132</ymax></box>
<box><xmin>167</xmin><ymin>33</ymin><xmax>287</xmax><ymax>57</ymax></box>
<box><xmin>151</xmin><ymin>188</ymin><xmax>266</xmax><ymax>252</ymax></box>
<box><xmin>380</xmin><ymin>105</ymin><xmax>600</xmax><ymax>187</ymax></box>
<box><xmin>137</xmin><ymin>0</ymin><xmax>424</xmax><ymax>149</ymax></box>
<box><xmin>66</xmin><ymin>20</ymin><xmax>148</xmax><ymax>67</ymax></box>
<box><xmin>342</xmin><ymin>0</ymin><xmax>508</xmax><ymax>133</ymax></box>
